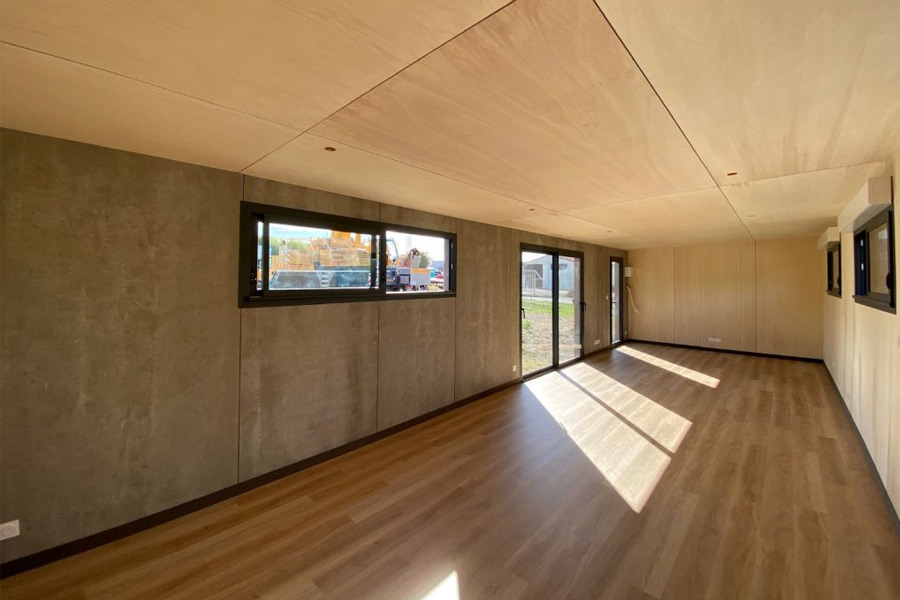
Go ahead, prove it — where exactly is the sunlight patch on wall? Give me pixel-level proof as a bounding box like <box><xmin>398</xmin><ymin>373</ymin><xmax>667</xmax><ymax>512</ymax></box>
<box><xmin>526</xmin><ymin>372</ymin><xmax>672</xmax><ymax>512</ymax></box>
<box><xmin>615</xmin><ymin>345</ymin><xmax>720</xmax><ymax>388</ymax></box>
<box><xmin>563</xmin><ymin>361</ymin><xmax>692</xmax><ymax>453</ymax></box>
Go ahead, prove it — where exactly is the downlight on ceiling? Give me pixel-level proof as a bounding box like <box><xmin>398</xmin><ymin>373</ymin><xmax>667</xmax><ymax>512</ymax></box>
<box><xmin>324</xmin><ymin>146</ymin><xmax>337</xmax><ymax>152</ymax></box>
<box><xmin>726</xmin><ymin>171</ymin><xmax>738</xmax><ymax>176</ymax></box>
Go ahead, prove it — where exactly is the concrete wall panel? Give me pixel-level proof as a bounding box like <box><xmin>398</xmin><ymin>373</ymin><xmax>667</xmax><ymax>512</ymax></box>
<box><xmin>377</xmin><ymin>298</ymin><xmax>456</xmax><ymax>429</ymax></box>
<box><xmin>0</xmin><ymin>130</ymin><xmax>241</xmax><ymax>560</ymax></box>
<box><xmin>239</xmin><ymin>303</ymin><xmax>379</xmax><ymax>480</ymax></box>
<box><xmin>0</xmin><ymin>130</ymin><xmax>626</xmax><ymax>561</ymax></box>
<box><xmin>456</xmin><ymin>220</ymin><xmax>513</xmax><ymax>399</ymax></box>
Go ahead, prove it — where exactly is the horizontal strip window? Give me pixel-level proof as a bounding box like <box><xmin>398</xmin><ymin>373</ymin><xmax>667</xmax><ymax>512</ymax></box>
<box><xmin>239</xmin><ymin>202</ymin><xmax>456</xmax><ymax>307</ymax></box>
<box><xmin>853</xmin><ymin>205</ymin><xmax>894</xmax><ymax>314</ymax></box>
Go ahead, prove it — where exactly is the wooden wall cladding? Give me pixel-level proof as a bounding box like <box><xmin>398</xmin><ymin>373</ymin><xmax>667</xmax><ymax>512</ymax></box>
<box><xmin>630</xmin><ymin>238</ymin><xmax>822</xmax><ymax>359</ymax></box>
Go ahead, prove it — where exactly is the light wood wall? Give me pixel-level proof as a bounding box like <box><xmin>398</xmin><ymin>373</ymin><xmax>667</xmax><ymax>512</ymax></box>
<box><xmin>627</xmin><ymin>238</ymin><xmax>823</xmax><ymax>359</ymax></box>
<box><xmin>823</xmin><ymin>149</ymin><xmax>900</xmax><ymax>515</ymax></box>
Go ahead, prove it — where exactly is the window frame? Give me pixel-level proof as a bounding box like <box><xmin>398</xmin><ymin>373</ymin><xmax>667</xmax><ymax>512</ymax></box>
<box><xmin>826</xmin><ymin>243</ymin><xmax>841</xmax><ymax>297</ymax></box>
<box><xmin>852</xmin><ymin>206</ymin><xmax>895</xmax><ymax>314</ymax></box>
<box><xmin>239</xmin><ymin>202</ymin><xmax>456</xmax><ymax>307</ymax></box>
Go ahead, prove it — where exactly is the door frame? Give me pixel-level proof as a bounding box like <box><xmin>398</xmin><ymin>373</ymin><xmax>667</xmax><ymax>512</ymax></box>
<box><xmin>610</xmin><ymin>256</ymin><xmax>624</xmax><ymax>345</ymax></box>
<box><xmin>520</xmin><ymin>244</ymin><xmax>585</xmax><ymax>379</ymax></box>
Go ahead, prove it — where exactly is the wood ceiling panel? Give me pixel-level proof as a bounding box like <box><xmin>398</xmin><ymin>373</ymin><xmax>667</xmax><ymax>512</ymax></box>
<box><xmin>495</xmin><ymin>213</ymin><xmax>628</xmax><ymax>242</ymax></box>
<box><xmin>598</xmin><ymin>0</ymin><xmax>900</xmax><ymax>184</ymax></box>
<box><xmin>747</xmin><ymin>217</ymin><xmax>839</xmax><ymax>241</ymax></box>
<box><xmin>313</xmin><ymin>0</ymin><xmax>714</xmax><ymax>210</ymax></box>
<box><xmin>0</xmin><ymin>45</ymin><xmax>297</xmax><ymax>172</ymax></box>
<box><xmin>722</xmin><ymin>162</ymin><xmax>887</xmax><ymax>223</ymax></box>
<box><xmin>244</xmin><ymin>134</ymin><xmax>551</xmax><ymax>224</ymax></box>
<box><xmin>0</xmin><ymin>0</ymin><xmax>509</xmax><ymax>130</ymax></box>
<box><xmin>565</xmin><ymin>188</ymin><xmax>742</xmax><ymax>235</ymax></box>
<box><xmin>651</xmin><ymin>224</ymin><xmax>753</xmax><ymax>248</ymax></box>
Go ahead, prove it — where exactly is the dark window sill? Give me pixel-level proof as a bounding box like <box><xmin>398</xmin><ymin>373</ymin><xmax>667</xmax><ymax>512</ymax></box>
<box><xmin>852</xmin><ymin>295</ymin><xmax>896</xmax><ymax>314</ymax></box>
<box><xmin>827</xmin><ymin>289</ymin><xmax>842</xmax><ymax>298</ymax></box>
<box><xmin>240</xmin><ymin>291</ymin><xmax>456</xmax><ymax>309</ymax></box>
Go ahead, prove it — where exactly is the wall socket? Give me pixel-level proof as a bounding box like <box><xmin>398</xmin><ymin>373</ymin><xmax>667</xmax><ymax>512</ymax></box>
<box><xmin>594</xmin><ymin>339</ymin><xmax>602</xmax><ymax>345</ymax></box>
<box><xmin>708</xmin><ymin>337</ymin><xmax>722</xmax><ymax>343</ymax></box>
<box><xmin>0</xmin><ymin>520</ymin><xmax>20</xmax><ymax>541</ymax></box>
<box><xmin>512</xmin><ymin>364</ymin><xmax>517</xmax><ymax>373</ymax></box>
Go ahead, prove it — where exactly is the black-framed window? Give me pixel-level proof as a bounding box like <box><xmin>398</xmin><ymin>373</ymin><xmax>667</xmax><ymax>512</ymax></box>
<box><xmin>826</xmin><ymin>243</ymin><xmax>841</xmax><ymax>297</ymax></box>
<box><xmin>853</xmin><ymin>206</ymin><xmax>894</xmax><ymax>313</ymax></box>
<box><xmin>240</xmin><ymin>202</ymin><xmax>456</xmax><ymax>307</ymax></box>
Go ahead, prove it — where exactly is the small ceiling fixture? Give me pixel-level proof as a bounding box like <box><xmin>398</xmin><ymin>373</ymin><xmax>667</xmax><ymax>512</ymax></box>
<box><xmin>726</xmin><ymin>171</ymin><xmax>738</xmax><ymax>176</ymax></box>
<box><xmin>324</xmin><ymin>146</ymin><xmax>337</xmax><ymax>152</ymax></box>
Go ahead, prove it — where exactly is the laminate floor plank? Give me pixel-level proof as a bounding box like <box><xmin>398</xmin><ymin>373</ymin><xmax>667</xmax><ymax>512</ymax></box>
<box><xmin>3</xmin><ymin>343</ymin><xmax>898</xmax><ymax>599</ymax></box>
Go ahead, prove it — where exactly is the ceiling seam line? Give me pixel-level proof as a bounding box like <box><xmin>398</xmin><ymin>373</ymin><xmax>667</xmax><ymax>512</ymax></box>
<box><xmin>587</xmin><ymin>0</ymin><xmax>755</xmax><ymax>242</ymax></box>
<box><xmin>240</xmin><ymin>0</ymin><xmax>523</xmax><ymax>172</ymax></box>
<box><xmin>0</xmin><ymin>41</ymin><xmax>301</xmax><ymax>131</ymax></box>
<box><xmin>296</xmin><ymin>0</ymin><xmax>522</xmax><ymax>139</ymax></box>
<box><xmin>303</xmin><ymin>132</ymin><xmax>626</xmax><ymax>239</ymax></box>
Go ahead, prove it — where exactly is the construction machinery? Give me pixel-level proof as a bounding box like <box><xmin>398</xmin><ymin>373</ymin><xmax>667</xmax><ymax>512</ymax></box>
<box><xmin>268</xmin><ymin>231</ymin><xmax>373</xmax><ymax>289</ymax></box>
<box><xmin>386</xmin><ymin>238</ymin><xmax>432</xmax><ymax>291</ymax></box>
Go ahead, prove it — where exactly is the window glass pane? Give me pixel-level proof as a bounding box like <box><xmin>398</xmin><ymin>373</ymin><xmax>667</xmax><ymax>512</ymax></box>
<box><xmin>557</xmin><ymin>255</ymin><xmax>581</xmax><ymax>363</ymax></box>
<box><xmin>386</xmin><ymin>231</ymin><xmax>450</xmax><ymax>293</ymax></box>
<box><xmin>869</xmin><ymin>223</ymin><xmax>890</xmax><ymax>295</ymax></box>
<box><xmin>268</xmin><ymin>222</ymin><xmax>378</xmax><ymax>290</ymax></box>
<box><xmin>256</xmin><ymin>220</ymin><xmax>264</xmax><ymax>291</ymax></box>
<box><xmin>521</xmin><ymin>251</ymin><xmax>553</xmax><ymax>375</ymax></box>
<box><xmin>829</xmin><ymin>249</ymin><xmax>840</xmax><ymax>291</ymax></box>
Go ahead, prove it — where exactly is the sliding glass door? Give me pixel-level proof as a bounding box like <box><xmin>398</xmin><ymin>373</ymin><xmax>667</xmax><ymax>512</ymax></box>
<box><xmin>521</xmin><ymin>245</ymin><xmax>584</xmax><ymax>377</ymax></box>
<box><xmin>610</xmin><ymin>256</ymin><xmax>623</xmax><ymax>345</ymax></box>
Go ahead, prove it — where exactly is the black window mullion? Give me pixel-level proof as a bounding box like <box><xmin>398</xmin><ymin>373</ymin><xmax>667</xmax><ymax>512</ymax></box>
<box><xmin>262</xmin><ymin>215</ymin><xmax>271</xmax><ymax>295</ymax></box>
<box><xmin>378</xmin><ymin>226</ymin><xmax>387</xmax><ymax>295</ymax></box>
<box><xmin>552</xmin><ymin>253</ymin><xmax>560</xmax><ymax>368</ymax></box>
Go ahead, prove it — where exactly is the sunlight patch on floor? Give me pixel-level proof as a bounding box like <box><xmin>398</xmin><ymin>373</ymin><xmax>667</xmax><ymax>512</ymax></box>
<box><xmin>526</xmin><ymin>372</ymin><xmax>672</xmax><ymax>513</ymax></box>
<box><xmin>564</xmin><ymin>362</ymin><xmax>693</xmax><ymax>453</ymax></box>
<box><xmin>615</xmin><ymin>345</ymin><xmax>720</xmax><ymax>388</ymax></box>
<box><xmin>420</xmin><ymin>571</ymin><xmax>459</xmax><ymax>600</ymax></box>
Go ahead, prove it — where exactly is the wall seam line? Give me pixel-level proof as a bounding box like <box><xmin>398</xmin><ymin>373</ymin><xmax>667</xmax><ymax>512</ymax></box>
<box><xmin>237</xmin><ymin>174</ymin><xmax>245</xmax><ymax>482</ymax></box>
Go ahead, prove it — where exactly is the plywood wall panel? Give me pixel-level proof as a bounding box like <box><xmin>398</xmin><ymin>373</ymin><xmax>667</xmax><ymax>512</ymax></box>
<box><xmin>821</xmin><ymin>150</ymin><xmax>900</xmax><ymax>518</ymax></box>
<box><xmin>636</xmin><ymin>240</ymin><xmax>820</xmax><ymax>357</ymax></box>
<box><xmin>690</xmin><ymin>242</ymin><xmax>756</xmax><ymax>352</ymax></box>
<box><xmin>756</xmin><ymin>238</ymin><xmax>823</xmax><ymax>359</ymax></box>
<box><xmin>673</xmin><ymin>246</ymin><xmax>704</xmax><ymax>347</ymax></box>
<box><xmin>627</xmin><ymin>248</ymin><xmax>675</xmax><ymax>343</ymax></box>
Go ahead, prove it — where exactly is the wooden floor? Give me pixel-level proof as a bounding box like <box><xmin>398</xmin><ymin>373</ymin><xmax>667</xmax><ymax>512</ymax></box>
<box><xmin>3</xmin><ymin>343</ymin><xmax>900</xmax><ymax>599</ymax></box>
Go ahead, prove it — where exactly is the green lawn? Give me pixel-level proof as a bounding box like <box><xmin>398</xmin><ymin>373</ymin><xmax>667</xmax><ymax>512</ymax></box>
<box><xmin>521</xmin><ymin>298</ymin><xmax>575</xmax><ymax>317</ymax></box>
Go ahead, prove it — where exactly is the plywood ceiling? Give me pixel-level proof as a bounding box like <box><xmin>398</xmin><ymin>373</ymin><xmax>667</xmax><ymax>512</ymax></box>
<box><xmin>2</xmin><ymin>0</ymin><xmax>898</xmax><ymax>249</ymax></box>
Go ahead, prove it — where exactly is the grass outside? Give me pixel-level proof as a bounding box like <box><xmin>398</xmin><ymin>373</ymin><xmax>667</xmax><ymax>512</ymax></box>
<box><xmin>521</xmin><ymin>297</ymin><xmax>579</xmax><ymax>374</ymax></box>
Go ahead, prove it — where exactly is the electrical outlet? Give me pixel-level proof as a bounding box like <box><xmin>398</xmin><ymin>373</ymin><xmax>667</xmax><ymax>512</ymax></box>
<box><xmin>708</xmin><ymin>337</ymin><xmax>722</xmax><ymax>343</ymax></box>
<box><xmin>512</xmin><ymin>364</ymin><xmax>517</xmax><ymax>373</ymax></box>
<box><xmin>0</xmin><ymin>520</ymin><xmax>20</xmax><ymax>541</ymax></box>
<box><xmin>594</xmin><ymin>339</ymin><xmax>602</xmax><ymax>345</ymax></box>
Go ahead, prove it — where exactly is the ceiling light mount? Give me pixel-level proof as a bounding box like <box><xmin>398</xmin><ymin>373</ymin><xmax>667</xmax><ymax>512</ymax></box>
<box><xmin>324</xmin><ymin>146</ymin><xmax>337</xmax><ymax>152</ymax></box>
